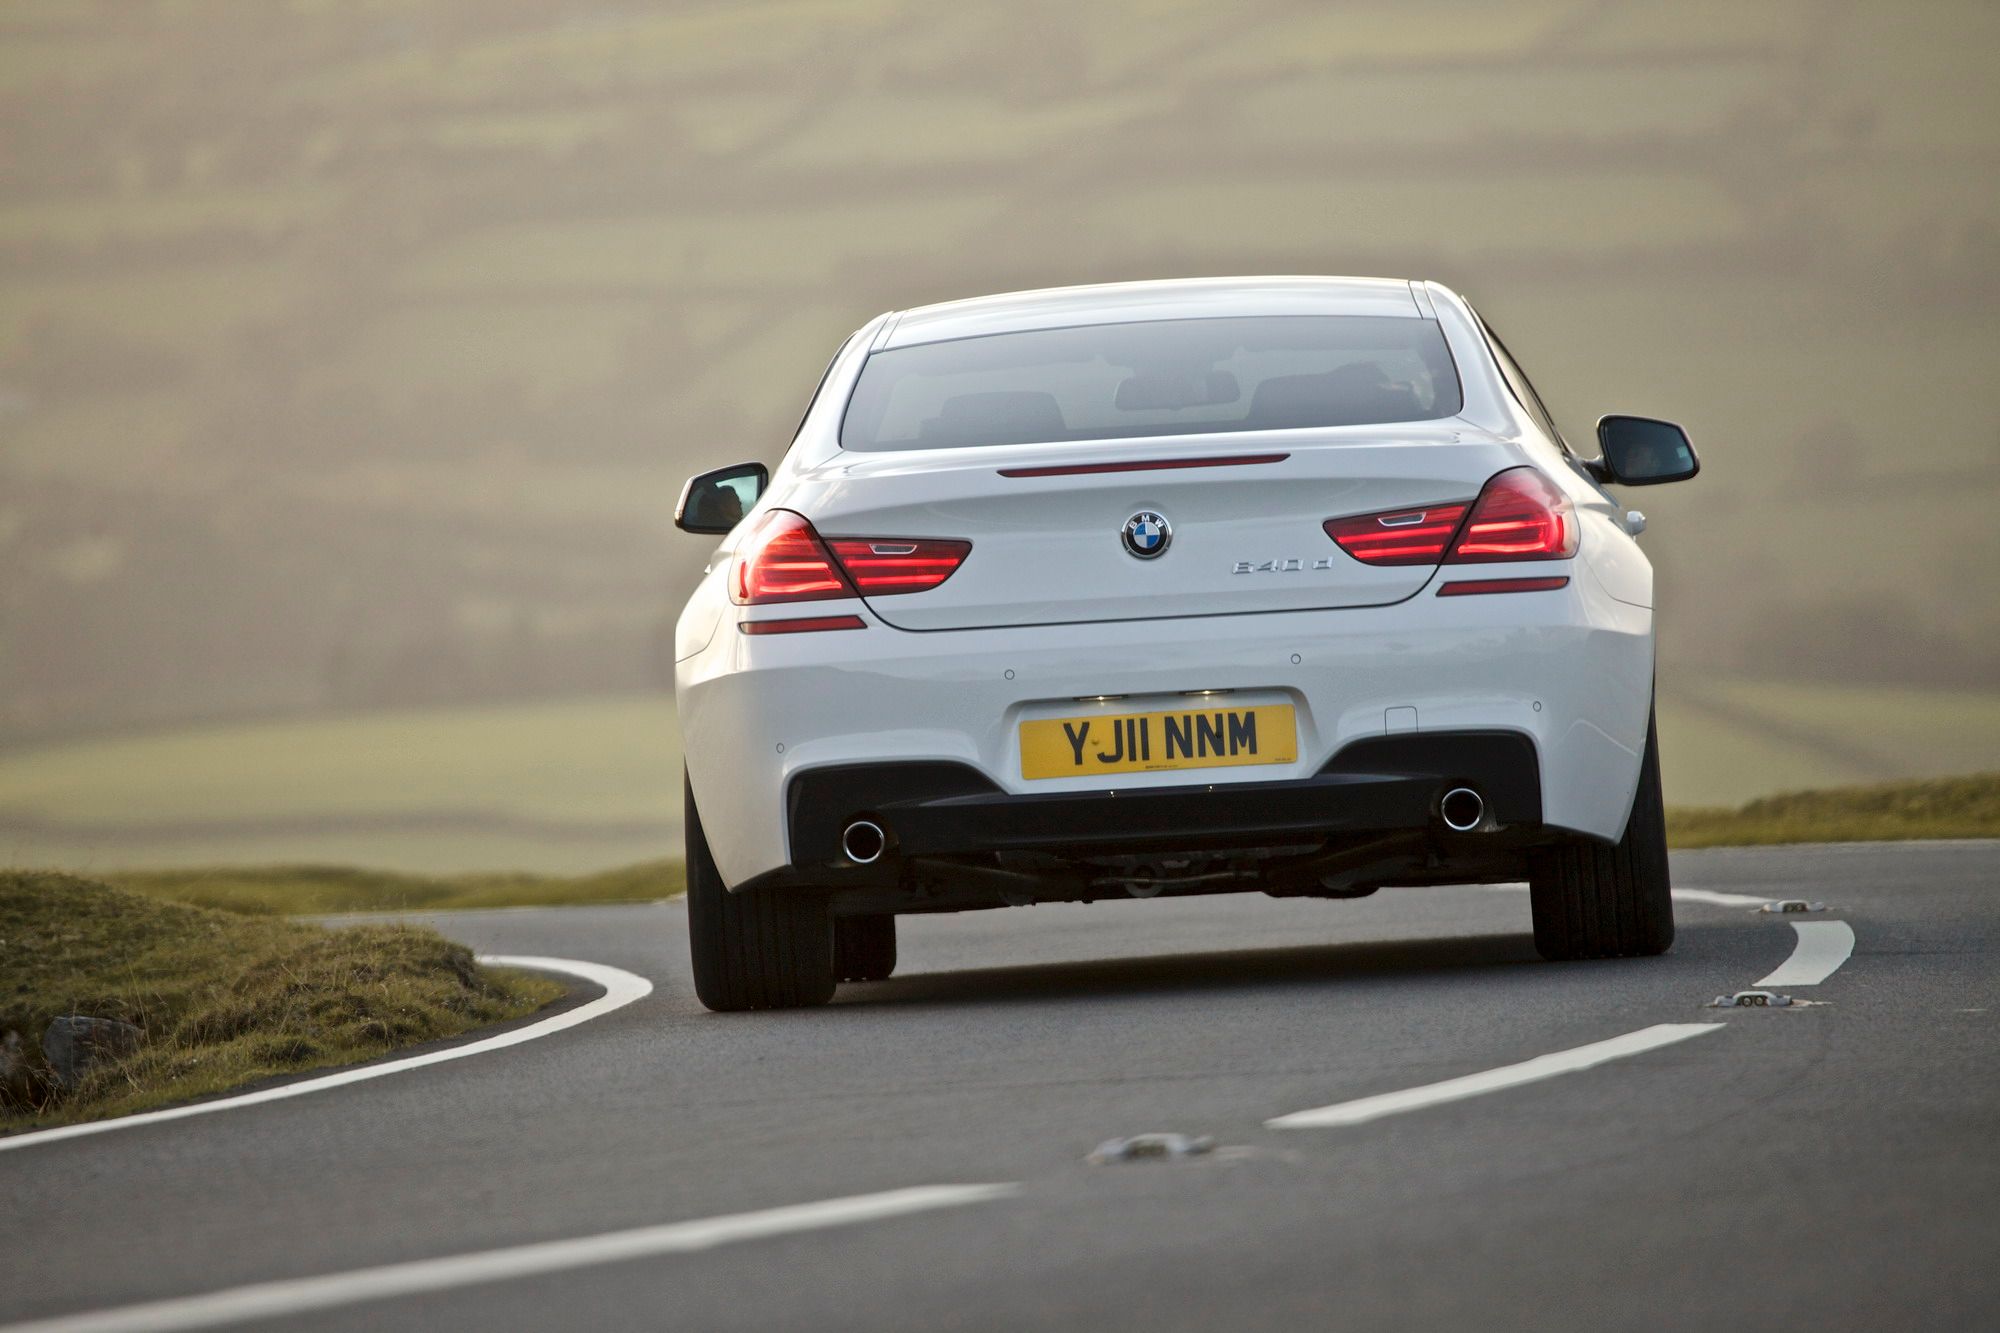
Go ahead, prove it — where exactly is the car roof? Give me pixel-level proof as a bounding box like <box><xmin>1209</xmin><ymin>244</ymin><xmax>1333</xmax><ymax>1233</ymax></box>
<box><xmin>881</xmin><ymin>275</ymin><xmax>1426</xmax><ymax>349</ymax></box>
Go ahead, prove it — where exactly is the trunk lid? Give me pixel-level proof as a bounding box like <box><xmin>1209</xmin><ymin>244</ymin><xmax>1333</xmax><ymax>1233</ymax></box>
<box><xmin>802</xmin><ymin>425</ymin><xmax>1520</xmax><ymax>631</ymax></box>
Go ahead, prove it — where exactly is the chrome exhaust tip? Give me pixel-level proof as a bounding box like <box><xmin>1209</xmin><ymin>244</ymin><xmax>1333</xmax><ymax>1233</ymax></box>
<box><xmin>1439</xmin><ymin>787</ymin><xmax>1486</xmax><ymax>833</ymax></box>
<box><xmin>841</xmin><ymin>819</ymin><xmax>887</xmax><ymax>865</ymax></box>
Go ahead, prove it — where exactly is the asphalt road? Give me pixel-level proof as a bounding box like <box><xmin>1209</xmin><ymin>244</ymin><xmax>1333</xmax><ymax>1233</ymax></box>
<box><xmin>7</xmin><ymin>842</ymin><xmax>1997</xmax><ymax>1331</ymax></box>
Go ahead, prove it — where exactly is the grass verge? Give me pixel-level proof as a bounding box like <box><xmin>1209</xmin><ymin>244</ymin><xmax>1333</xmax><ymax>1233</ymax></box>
<box><xmin>1</xmin><ymin>871</ymin><xmax>564</xmax><ymax>1132</ymax></box>
<box><xmin>57</xmin><ymin>775</ymin><xmax>2000</xmax><ymax>929</ymax></box>
<box><xmin>104</xmin><ymin>859</ymin><xmax>684</xmax><ymax>916</ymax></box>
<box><xmin>1668</xmin><ymin>773</ymin><xmax>2000</xmax><ymax>848</ymax></box>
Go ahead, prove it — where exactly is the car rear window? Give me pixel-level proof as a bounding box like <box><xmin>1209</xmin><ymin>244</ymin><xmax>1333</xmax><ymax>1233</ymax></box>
<box><xmin>839</xmin><ymin>315</ymin><xmax>1462</xmax><ymax>451</ymax></box>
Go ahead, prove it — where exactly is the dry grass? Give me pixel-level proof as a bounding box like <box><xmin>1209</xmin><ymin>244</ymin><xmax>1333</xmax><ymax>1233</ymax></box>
<box><xmin>104</xmin><ymin>859</ymin><xmax>682</xmax><ymax>916</ymax></box>
<box><xmin>1668</xmin><ymin>773</ymin><xmax>2000</xmax><ymax>848</ymax></box>
<box><xmin>0</xmin><ymin>871</ymin><xmax>563</xmax><ymax>1132</ymax></box>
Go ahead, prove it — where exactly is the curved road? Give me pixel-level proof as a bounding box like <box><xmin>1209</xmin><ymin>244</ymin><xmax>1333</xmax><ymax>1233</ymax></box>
<box><xmin>7</xmin><ymin>842</ymin><xmax>1997</xmax><ymax>1330</ymax></box>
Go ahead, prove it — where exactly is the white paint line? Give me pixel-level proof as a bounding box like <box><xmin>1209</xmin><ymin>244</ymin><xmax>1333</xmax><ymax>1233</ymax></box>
<box><xmin>314</xmin><ymin>900</ymin><xmax>680</xmax><ymax>923</ymax></box>
<box><xmin>0</xmin><ymin>1184</ymin><xmax>1017</xmax><ymax>1333</ymax></box>
<box><xmin>1670</xmin><ymin>888</ymin><xmax>1776</xmax><ymax>909</ymax></box>
<box><xmin>1755</xmin><ymin>921</ymin><xmax>1856</xmax><ymax>988</ymax></box>
<box><xmin>0</xmin><ymin>955</ymin><xmax>650</xmax><ymax>1155</ymax></box>
<box><xmin>1267</xmin><ymin>1023</ymin><xmax>1724</xmax><ymax>1130</ymax></box>
<box><xmin>1477</xmin><ymin>884</ymin><xmax>1771</xmax><ymax>908</ymax></box>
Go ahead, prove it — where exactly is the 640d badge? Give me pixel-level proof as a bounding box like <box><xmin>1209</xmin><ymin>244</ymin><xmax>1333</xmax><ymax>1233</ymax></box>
<box><xmin>1234</xmin><ymin>557</ymin><xmax>1338</xmax><ymax>573</ymax></box>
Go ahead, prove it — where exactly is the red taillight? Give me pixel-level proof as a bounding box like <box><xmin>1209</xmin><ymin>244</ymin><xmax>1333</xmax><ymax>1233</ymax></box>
<box><xmin>1445</xmin><ymin>467</ymin><xmax>1577</xmax><ymax>563</ymax></box>
<box><xmin>824</xmin><ymin>538</ymin><xmax>972</xmax><ymax>595</ymax></box>
<box><xmin>1323</xmin><ymin>504</ymin><xmax>1471</xmax><ymax>566</ymax></box>
<box><xmin>732</xmin><ymin>510</ymin><xmax>856</xmax><ymax>605</ymax></box>
<box><xmin>732</xmin><ymin>510</ymin><xmax>971</xmax><ymax>605</ymax></box>
<box><xmin>1324</xmin><ymin>468</ymin><xmax>1576</xmax><ymax>567</ymax></box>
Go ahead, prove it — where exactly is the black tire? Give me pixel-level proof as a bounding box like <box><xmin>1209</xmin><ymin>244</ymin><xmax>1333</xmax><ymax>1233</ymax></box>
<box><xmin>834</xmin><ymin>915</ymin><xmax>897</xmax><ymax>983</ymax></box>
<box><xmin>685</xmin><ymin>777</ymin><xmax>836</xmax><ymax>1011</ymax></box>
<box><xmin>1528</xmin><ymin>707</ymin><xmax>1674</xmax><ymax>961</ymax></box>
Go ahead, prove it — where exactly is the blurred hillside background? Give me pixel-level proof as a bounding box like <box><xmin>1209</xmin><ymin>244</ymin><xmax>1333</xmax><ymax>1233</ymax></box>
<box><xmin>3</xmin><ymin>0</ymin><xmax>1997</xmax><ymax>872</ymax></box>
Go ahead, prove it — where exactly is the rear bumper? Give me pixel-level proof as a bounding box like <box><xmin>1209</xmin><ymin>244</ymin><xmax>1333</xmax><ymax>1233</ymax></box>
<box><xmin>676</xmin><ymin>566</ymin><xmax>1653</xmax><ymax>888</ymax></box>
<box><xmin>785</xmin><ymin>732</ymin><xmax>1540</xmax><ymax>865</ymax></box>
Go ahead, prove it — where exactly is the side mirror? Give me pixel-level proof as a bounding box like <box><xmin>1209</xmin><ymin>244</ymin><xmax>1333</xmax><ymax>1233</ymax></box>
<box><xmin>675</xmin><ymin>462</ymin><xmax>768</xmax><ymax>535</ymax></box>
<box><xmin>1590</xmin><ymin>416</ymin><xmax>1700</xmax><ymax>486</ymax></box>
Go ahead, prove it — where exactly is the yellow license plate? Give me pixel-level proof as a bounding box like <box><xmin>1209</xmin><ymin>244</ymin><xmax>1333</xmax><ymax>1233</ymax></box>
<box><xmin>1020</xmin><ymin>703</ymin><xmax>1297</xmax><ymax>780</ymax></box>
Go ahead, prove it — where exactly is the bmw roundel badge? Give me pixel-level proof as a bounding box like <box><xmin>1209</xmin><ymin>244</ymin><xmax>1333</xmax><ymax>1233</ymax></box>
<box><xmin>1122</xmin><ymin>510</ymin><xmax>1171</xmax><ymax>559</ymax></box>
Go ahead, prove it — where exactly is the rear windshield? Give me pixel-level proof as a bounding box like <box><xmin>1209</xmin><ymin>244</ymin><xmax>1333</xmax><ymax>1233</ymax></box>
<box><xmin>840</xmin><ymin>315</ymin><xmax>1461</xmax><ymax>451</ymax></box>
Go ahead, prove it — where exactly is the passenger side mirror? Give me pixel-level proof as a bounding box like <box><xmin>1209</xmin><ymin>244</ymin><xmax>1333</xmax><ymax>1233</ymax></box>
<box><xmin>1591</xmin><ymin>416</ymin><xmax>1700</xmax><ymax>486</ymax></box>
<box><xmin>675</xmin><ymin>462</ymin><xmax>768</xmax><ymax>535</ymax></box>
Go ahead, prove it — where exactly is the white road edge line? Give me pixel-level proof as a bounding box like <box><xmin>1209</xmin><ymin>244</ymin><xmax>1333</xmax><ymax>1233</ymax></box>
<box><xmin>1267</xmin><ymin>1022</ymin><xmax>1724</xmax><ymax>1130</ymax></box>
<box><xmin>1756</xmin><ymin>920</ymin><xmax>1856</xmax><ymax>987</ymax></box>
<box><xmin>1479</xmin><ymin>884</ymin><xmax>1772</xmax><ymax>908</ymax></box>
<box><xmin>1670</xmin><ymin>888</ymin><xmax>1777</xmax><ymax>909</ymax></box>
<box><xmin>0</xmin><ymin>1184</ymin><xmax>1018</xmax><ymax>1333</ymax></box>
<box><xmin>0</xmin><ymin>955</ymin><xmax>651</xmax><ymax>1155</ymax></box>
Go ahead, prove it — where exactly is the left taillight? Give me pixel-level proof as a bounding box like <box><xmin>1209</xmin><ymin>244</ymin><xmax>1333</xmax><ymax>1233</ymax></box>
<box><xmin>732</xmin><ymin>510</ymin><xmax>855</xmax><ymax>605</ymax></box>
<box><xmin>732</xmin><ymin>510</ymin><xmax>971</xmax><ymax>608</ymax></box>
<box><xmin>824</xmin><ymin>538</ymin><xmax>971</xmax><ymax>595</ymax></box>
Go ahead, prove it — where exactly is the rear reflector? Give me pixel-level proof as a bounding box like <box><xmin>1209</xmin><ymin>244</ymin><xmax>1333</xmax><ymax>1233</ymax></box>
<box><xmin>1445</xmin><ymin>467</ymin><xmax>1577</xmax><ymax>562</ymax></box>
<box><xmin>998</xmin><ymin>453</ymin><xmax>1288</xmax><ymax>479</ymax></box>
<box><xmin>740</xmin><ymin>614</ymin><xmax>868</xmax><ymax>634</ymax></box>
<box><xmin>1436</xmin><ymin>576</ymin><xmax>1571</xmax><ymax>597</ymax></box>
<box><xmin>825</xmin><ymin>538</ymin><xmax>971</xmax><ymax>595</ymax></box>
<box><xmin>1324</xmin><ymin>504</ymin><xmax>1471</xmax><ymax>566</ymax></box>
<box><xmin>732</xmin><ymin>510</ymin><xmax>857</xmax><ymax>605</ymax></box>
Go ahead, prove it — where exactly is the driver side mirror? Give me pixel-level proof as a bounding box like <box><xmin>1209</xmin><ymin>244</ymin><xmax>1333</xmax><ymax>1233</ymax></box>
<box><xmin>1590</xmin><ymin>416</ymin><xmax>1700</xmax><ymax>486</ymax></box>
<box><xmin>675</xmin><ymin>462</ymin><xmax>768</xmax><ymax>535</ymax></box>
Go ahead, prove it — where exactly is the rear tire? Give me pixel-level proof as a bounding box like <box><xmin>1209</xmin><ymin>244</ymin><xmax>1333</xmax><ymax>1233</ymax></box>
<box><xmin>834</xmin><ymin>915</ymin><xmax>897</xmax><ymax>983</ymax></box>
<box><xmin>1529</xmin><ymin>707</ymin><xmax>1674</xmax><ymax>961</ymax></box>
<box><xmin>685</xmin><ymin>777</ymin><xmax>836</xmax><ymax>1011</ymax></box>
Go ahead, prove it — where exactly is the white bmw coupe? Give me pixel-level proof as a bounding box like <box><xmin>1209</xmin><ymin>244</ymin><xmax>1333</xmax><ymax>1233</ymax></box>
<box><xmin>672</xmin><ymin>276</ymin><xmax>1699</xmax><ymax>1010</ymax></box>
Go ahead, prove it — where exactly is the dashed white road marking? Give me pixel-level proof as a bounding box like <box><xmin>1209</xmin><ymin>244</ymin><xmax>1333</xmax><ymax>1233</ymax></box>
<box><xmin>1267</xmin><ymin>1023</ymin><xmax>1724</xmax><ymax>1130</ymax></box>
<box><xmin>0</xmin><ymin>1184</ymin><xmax>1018</xmax><ymax>1333</ymax></box>
<box><xmin>1479</xmin><ymin>884</ymin><xmax>1772</xmax><ymax>908</ymax></box>
<box><xmin>0</xmin><ymin>955</ymin><xmax>651</xmax><ymax>1154</ymax></box>
<box><xmin>1670</xmin><ymin>887</ymin><xmax>1776</xmax><ymax>909</ymax></box>
<box><xmin>1755</xmin><ymin>921</ymin><xmax>1856</xmax><ymax>988</ymax></box>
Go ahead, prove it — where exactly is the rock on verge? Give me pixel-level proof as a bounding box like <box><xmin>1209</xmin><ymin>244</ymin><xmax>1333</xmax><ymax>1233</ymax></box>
<box><xmin>0</xmin><ymin>1030</ymin><xmax>33</xmax><ymax>1105</ymax></box>
<box><xmin>42</xmin><ymin>1016</ymin><xmax>143</xmax><ymax>1090</ymax></box>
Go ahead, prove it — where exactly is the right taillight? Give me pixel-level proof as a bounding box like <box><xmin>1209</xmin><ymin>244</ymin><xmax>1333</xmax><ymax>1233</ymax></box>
<box><xmin>1323</xmin><ymin>503</ymin><xmax>1471</xmax><ymax>566</ymax></box>
<box><xmin>1444</xmin><ymin>467</ymin><xmax>1576</xmax><ymax>563</ymax></box>
<box><xmin>1323</xmin><ymin>467</ymin><xmax>1576</xmax><ymax>567</ymax></box>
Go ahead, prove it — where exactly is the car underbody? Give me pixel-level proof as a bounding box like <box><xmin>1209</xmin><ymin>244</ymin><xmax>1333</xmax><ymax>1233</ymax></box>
<box><xmin>752</xmin><ymin>731</ymin><xmax>1552</xmax><ymax>915</ymax></box>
